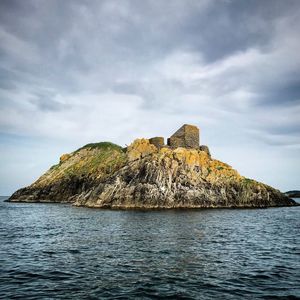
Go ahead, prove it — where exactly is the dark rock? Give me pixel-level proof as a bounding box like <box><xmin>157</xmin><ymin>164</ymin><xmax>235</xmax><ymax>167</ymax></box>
<box><xmin>284</xmin><ymin>190</ymin><xmax>300</xmax><ymax>198</ymax></box>
<box><xmin>199</xmin><ymin>145</ymin><xmax>211</xmax><ymax>157</ymax></box>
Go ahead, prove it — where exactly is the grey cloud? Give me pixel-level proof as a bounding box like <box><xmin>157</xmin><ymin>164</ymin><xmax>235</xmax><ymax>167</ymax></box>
<box><xmin>30</xmin><ymin>93</ymin><xmax>69</xmax><ymax>112</ymax></box>
<box><xmin>1</xmin><ymin>0</ymin><xmax>300</xmax><ymax>193</ymax></box>
<box><xmin>250</xmin><ymin>131</ymin><xmax>300</xmax><ymax>147</ymax></box>
<box><xmin>0</xmin><ymin>68</ymin><xmax>17</xmax><ymax>90</ymax></box>
<box><xmin>267</xmin><ymin>126</ymin><xmax>300</xmax><ymax>136</ymax></box>
<box><xmin>1</xmin><ymin>0</ymin><xmax>299</xmax><ymax>93</ymax></box>
<box><xmin>255</xmin><ymin>80</ymin><xmax>300</xmax><ymax>107</ymax></box>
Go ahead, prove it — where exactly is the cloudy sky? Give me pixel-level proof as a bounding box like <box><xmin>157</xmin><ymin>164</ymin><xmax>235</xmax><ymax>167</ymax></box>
<box><xmin>1</xmin><ymin>0</ymin><xmax>300</xmax><ymax>195</ymax></box>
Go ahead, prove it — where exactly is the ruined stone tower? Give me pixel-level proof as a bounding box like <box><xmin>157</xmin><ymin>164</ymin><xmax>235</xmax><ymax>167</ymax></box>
<box><xmin>149</xmin><ymin>137</ymin><xmax>165</xmax><ymax>148</ymax></box>
<box><xmin>167</xmin><ymin>124</ymin><xmax>200</xmax><ymax>149</ymax></box>
<box><xmin>149</xmin><ymin>124</ymin><xmax>200</xmax><ymax>149</ymax></box>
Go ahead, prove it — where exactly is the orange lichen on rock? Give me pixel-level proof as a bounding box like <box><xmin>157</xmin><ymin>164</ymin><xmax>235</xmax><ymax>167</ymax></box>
<box><xmin>60</xmin><ymin>153</ymin><xmax>71</xmax><ymax>163</ymax></box>
<box><xmin>127</xmin><ymin>139</ymin><xmax>158</xmax><ymax>161</ymax></box>
<box><xmin>206</xmin><ymin>159</ymin><xmax>242</xmax><ymax>183</ymax></box>
<box><xmin>127</xmin><ymin>140</ymin><xmax>241</xmax><ymax>184</ymax></box>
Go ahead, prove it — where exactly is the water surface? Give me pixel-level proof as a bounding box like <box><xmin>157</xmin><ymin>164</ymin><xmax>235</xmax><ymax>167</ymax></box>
<box><xmin>1</xmin><ymin>196</ymin><xmax>299</xmax><ymax>299</ymax></box>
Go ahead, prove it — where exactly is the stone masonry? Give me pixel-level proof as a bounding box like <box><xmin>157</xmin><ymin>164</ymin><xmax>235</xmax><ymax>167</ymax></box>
<box><xmin>167</xmin><ymin>124</ymin><xmax>199</xmax><ymax>149</ymax></box>
<box><xmin>149</xmin><ymin>124</ymin><xmax>200</xmax><ymax>149</ymax></box>
<box><xmin>149</xmin><ymin>137</ymin><xmax>165</xmax><ymax>148</ymax></box>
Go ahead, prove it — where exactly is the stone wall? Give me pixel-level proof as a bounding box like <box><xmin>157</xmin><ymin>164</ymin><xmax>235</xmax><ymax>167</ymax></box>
<box><xmin>168</xmin><ymin>124</ymin><xmax>199</xmax><ymax>149</ymax></box>
<box><xmin>167</xmin><ymin>137</ymin><xmax>185</xmax><ymax>148</ymax></box>
<box><xmin>149</xmin><ymin>137</ymin><xmax>165</xmax><ymax>148</ymax></box>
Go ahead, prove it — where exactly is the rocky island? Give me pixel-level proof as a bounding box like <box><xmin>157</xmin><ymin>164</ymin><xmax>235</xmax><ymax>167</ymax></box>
<box><xmin>9</xmin><ymin>124</ymin><xmax>297</xmax><ymax>209</ymax></box>
<box><xmin>285</xmin><ymin>190</ymin><xmax>300</xmax><ymax>198</ymax></box>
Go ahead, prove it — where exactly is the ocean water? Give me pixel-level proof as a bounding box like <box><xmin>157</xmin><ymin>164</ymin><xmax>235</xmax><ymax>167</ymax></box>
<box><xmin>0</xmin><ymin>197</ymin><xmax>299</xmax><ymax>300</ymax></box>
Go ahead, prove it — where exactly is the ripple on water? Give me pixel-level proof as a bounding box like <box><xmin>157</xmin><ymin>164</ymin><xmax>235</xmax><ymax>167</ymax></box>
<box><xmin>0</xmin><ymin>199</ymin><xmax>299</xmax><ymax>299</ymax></box>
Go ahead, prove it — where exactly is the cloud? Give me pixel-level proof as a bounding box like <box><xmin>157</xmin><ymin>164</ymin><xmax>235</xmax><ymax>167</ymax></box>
<box><xmin>0</xmin><ymin>0</ymin><xmax>300</xmax><ymax>193</ymax></box>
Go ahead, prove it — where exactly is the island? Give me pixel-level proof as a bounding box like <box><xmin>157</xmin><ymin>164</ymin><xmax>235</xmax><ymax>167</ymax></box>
<box><xmin>284</xmin><ymin>190</ymin><xmax>300</xmax><ymax>198</ymax></box>
<box><xmin>9</xmin><ymin>124</ymin><xmax>297</xmax><ymax>209</ymax></box>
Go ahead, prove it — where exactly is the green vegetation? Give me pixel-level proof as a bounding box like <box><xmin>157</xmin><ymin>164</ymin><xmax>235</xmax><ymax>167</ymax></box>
<box><xmin>45</xmin><ymin>141</ymin><xmax>127</xmax><ymax>182</ymax></box>
<box><xmin>61</xmin><ymin>142</ymin><xmax>127</xmax><ymax>179</ymax></box>
<box><xmin>50</xmin><ymin>164</ymin><xmax>59</xmax><ymax>170</ymax></box>
<box><xmin>74</xmin><ymin>142</ymin><xmax>124</xmax><ymax>153</ymax></box>
<box><xmin>216</xmin><ymin>166</ymin><xmax>224</xmax><ymax>171</ymax></box>
<box><xmin>242</xmin><ymin>178</ymin><xmax>255</xmax><ymax>185</ymax></box>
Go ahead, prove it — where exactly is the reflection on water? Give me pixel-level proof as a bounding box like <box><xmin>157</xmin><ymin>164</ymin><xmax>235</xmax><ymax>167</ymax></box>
<box><xmin>0</xmin><ymin>197</ymin><xmax>299</xmax><ymax>299</ymax></box>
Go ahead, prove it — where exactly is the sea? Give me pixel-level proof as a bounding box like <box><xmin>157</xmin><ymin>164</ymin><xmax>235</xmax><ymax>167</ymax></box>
<box><xmin>0</xmin><ymin>196</ymin><xmax>299</xmax><ymax>299</ymax></box>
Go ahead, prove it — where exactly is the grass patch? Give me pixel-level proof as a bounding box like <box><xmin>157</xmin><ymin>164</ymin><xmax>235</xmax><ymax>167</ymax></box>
<box><xmin>64</xmin><ymin>146</ymin><xmax>127</xmax><ymax>178</ymax></box>
<box><xmin>49</xmin><ymin>142</ymin><xmax>127</xmax><ymax>179</ymax></box>
<box><xmin>50</xmin><ymin>164</ymin><xmax>59</xmax><ymax>171</ymax></box>
<box><xmin>74</xmin><ymin>142</ymin><xmax>124</xmax><ymax>153</ymax></box>
<box><xmin>242</xmin><ymin>178</ymin><xmax>254</xmax><ymax>185</ymax></box>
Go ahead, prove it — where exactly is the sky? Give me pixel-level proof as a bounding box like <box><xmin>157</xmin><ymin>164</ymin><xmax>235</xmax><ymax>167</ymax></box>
<box><xmin>0</xmin><ymin>0</ymin><xmax>300</xmax><ymax>195</ymax></box>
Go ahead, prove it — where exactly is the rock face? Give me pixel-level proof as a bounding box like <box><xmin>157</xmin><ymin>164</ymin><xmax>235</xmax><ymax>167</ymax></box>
<box><xmin>59</xmin><ymin>153</ymin><xmax>71</xmax><ymax>163</ymax></box>
<box><xmin>9</xmin><ymin>142</ymin><xmax>126</xmax><ymax>203</ymax></box>
<box><xmin>9</xmin><ymin>139</ymin><xmax>297</xmax><ymax>209</ymax></box>
<box><xmin>199</xmin><ymin>145</ymin><xmax>211</xmax><ymax>157</ymax></box>
<box><xmin>284</xmin><ymin>190</ymin><xmax>300</xmax><ymax>198</ymax></box>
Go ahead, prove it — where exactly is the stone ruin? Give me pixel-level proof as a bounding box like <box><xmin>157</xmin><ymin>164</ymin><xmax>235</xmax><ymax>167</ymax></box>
<box><xmin>149</xmin><ymin>124</ymin><xmax>211</xmax><ymax>157</ymax></box>
<box><xmin>168</xmin><ymin>124</ymin><xmax>199</xmax><ymax>148</ymax></box>
<box><xmin>149</xmin><ymin>124</ymin><xmax>200</xmax><ymax>149</ymax></box>
<box><xmin>149</xmin><ymin>137</ymin><xmax>165</xmax><ymax>149</ymax></box>
<box><xmin>148</xmin><ymin>124</ymin><xmax>210</xmax><ymax>156</ymax></box>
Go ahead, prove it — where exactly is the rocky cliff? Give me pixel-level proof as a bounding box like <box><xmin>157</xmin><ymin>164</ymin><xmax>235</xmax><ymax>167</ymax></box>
<box><xmin>9</xmin><ymin>139</ymin><xmax>296</xmax><ymax>208</ymax></box>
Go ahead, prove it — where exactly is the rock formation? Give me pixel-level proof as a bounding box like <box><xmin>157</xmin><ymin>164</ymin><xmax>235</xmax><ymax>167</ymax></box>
<box><xmin>284</xmin><ymin>190</ymin><xmax>300</xmax><ymax>198</ymax></box>
<box><xmin>8</xmin><ymin>125</ymin><xmax>297</xmax><ymax>209</ymax></box>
